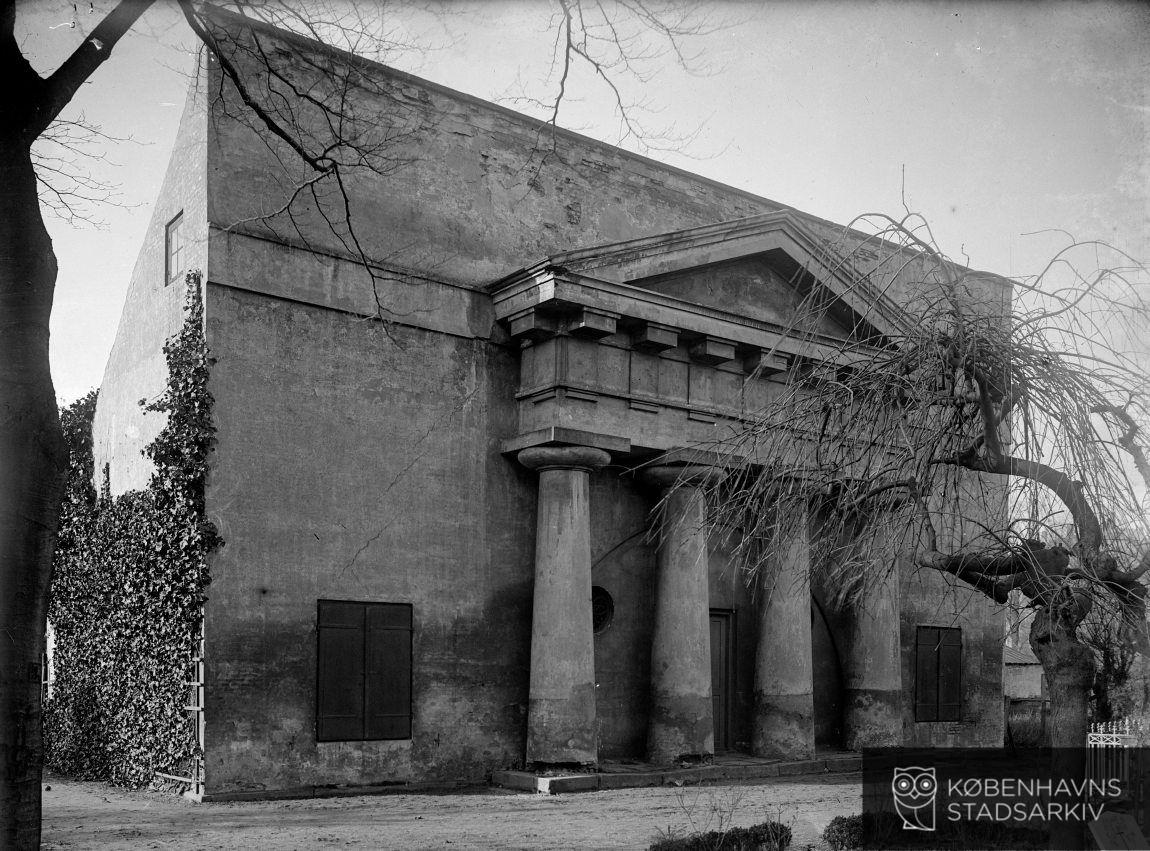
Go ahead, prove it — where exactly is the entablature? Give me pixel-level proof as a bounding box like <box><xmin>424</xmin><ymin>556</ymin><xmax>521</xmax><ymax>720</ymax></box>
<box><xmin>490</xmin><ymin>265</ymin><xmax>860</xmax><ymax>369</ymax></box>
<box><xmin>487</xmin><ymin>212</ymin><xmax>913</xmax><ymax>459</ymax></box>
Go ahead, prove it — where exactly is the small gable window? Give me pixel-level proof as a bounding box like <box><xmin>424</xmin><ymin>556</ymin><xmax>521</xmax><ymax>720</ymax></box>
<box><xmin>915</xmin><ymin>625</ymin><xmax>961</xmax><ymax>722</ymax></box>
<box><xmin>165</xmin><ymin>212</ymin><xmax>185</xmax><ymax>285</ymax></box>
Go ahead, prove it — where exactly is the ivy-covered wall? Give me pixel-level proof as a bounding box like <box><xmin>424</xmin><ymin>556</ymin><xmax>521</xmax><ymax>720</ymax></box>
<box><xmin>45</xmin><ymin>273</ymin><xmax>219</xmax><ymax>787</ymax></box>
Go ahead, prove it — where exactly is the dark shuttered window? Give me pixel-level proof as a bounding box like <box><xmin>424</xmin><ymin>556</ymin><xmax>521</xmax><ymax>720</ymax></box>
<box><xmin>316</xmin><ymin>600</ymin><xmax>412</xmax><ymax>742</ymax></box>
<box><xmin>915</xmin><ymin>626</ymin><xmax>962</xmax><ymax>722</ymax></box>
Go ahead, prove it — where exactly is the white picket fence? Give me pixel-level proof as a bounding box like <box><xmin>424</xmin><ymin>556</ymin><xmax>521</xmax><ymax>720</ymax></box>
<box><xmin>1088</xmin><ymin>718</ymin><xmax>1147</xmax><ymax>826</ymax></box>
<box><xmin>1089</xmin><ymin>718</ymin><xmax>1148</xmax><ymax>747</ymax></box>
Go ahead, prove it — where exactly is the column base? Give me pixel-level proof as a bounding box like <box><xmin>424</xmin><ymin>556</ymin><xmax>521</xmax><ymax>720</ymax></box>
<box><xmin>752</xmin><ymin>691</ymin><xmax>815</xmax><ymax>759</ymax></box>
<box><xmin>526</xmin><ymin>692</ymin><xmax>598</xmax><ymax>767</ymax></box>
<box><xmin>843</xmin><ymin>687</ymin><xmax>902</xmax><ymax>750</ymax></box>
<box><xmin>647</xmin><ymin>693</ymin><xmax>714</xmax><ymax>765</ymax></box>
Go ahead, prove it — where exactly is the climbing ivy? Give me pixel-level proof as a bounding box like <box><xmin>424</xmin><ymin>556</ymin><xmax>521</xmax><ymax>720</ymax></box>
<box><xmin>45</xmin><ymin>271</ymin><xmax>220</xmax><ymax>788</ymax></box>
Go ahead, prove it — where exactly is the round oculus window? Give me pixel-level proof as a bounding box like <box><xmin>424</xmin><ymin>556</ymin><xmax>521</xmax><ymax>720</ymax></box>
<box><xmin>592</xmin><ymin>586</ymin><xmax>615</xmax><ymax>634</ymax></box>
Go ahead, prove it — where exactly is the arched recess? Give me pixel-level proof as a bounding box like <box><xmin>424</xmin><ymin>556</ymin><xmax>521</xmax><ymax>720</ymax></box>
<box><xmin>812</xmin><ymin>594</ymin><xmax>845</xmax><ymax>749</ymax></box>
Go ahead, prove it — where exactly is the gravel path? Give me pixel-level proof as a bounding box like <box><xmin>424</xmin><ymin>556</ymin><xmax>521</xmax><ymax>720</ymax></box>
<box><xmin>42</xmin><ymin>772</ymin><xmax>861</xmax><ymax>850</ymax></box>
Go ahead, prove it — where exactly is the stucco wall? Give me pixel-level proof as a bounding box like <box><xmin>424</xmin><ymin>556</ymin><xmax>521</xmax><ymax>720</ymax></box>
<box><xmin>93</xmin><ymin>67</ymin><xmax>209</xmax><ymax>493</ymax></box>
<box><xmin>899</xmin><ymin>560</ymin><xmax>1005</xmax><ymax>747</ymax></box>
<box><xmin>203</xmin><ymin>19</ymin><xmax>776</xmax><ymax>297</ymax></box>
<box><xmin>641</xmin><ymin>256</ymin><xmax>850</xmax><ymax>339</ymax></box>
<box><xmin>200</xmin><ymin>11</ymin><xmax>1012</xmax><ymax>336</ymax></box>
<box><xmin>202</xmin><ymin>283</ymin><xmax>534</xmax><ymax>793</ymax></box>
<box><xmin>1005</xmin><ymin>665</ymin><xmax>1045</xmax><ymax>700</ymax></box>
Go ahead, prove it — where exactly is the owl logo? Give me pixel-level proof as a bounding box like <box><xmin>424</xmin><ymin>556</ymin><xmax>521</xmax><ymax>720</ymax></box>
<box><xmin>891</xmin><ymin>766</ymin><xmax>937</xmax><ymax>831</ymax></box>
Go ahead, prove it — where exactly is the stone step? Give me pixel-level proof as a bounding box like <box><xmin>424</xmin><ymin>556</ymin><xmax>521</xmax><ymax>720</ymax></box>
<box><xmin>491</xmin><ymin>753</ymin><xmax>862</xmax><ymax>795</ymax></box>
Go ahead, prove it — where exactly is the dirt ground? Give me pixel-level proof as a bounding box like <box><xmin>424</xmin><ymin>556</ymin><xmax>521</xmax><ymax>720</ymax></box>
<box><xmin>41</xmin><ymin>771</ymin><xmax>862</xmax><ymax>850</ymax></box>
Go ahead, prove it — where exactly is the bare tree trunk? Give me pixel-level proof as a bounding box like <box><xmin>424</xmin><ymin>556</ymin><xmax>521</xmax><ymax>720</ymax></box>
<box><xmin>1031</xmin><ymin>606</ymin><xmax>1095</xmax><ymax>851</ymax></box>
<box><xmin>0</xmin><ymin>139</ymin><xmax>67</xmax><ymax>850</ymax></box>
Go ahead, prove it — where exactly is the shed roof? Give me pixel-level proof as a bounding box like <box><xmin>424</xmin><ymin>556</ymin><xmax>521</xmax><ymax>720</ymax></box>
<box><xmin>1004</xmin><ymin>645</ymin><xmax>1040</xmax><ymax>665</ymax></box>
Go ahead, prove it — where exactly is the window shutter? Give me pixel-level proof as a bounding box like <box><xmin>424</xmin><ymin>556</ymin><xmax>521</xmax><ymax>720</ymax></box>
<box><xmin>915</xmin><ymin>627</ymin><xmax>940</xmax><ymax>722</ymax></box>
<box><xmin>365</xmin><ymin>604</ymin><xmax>413</xmax><ymax>739</ymax></box>
<box><xmin>317</xmin><ymin>600</ymin><xmax>413</xmax><ymax>742</ymax></box>
<box><xmin>915</xmin><ymin>625</ymin><xmax>962</xmax><ymax>722</ymax></box>
<box><xmin>937</xmin><ymin>629</ymin><xmax>962</xmax><ymax>721</ymax></box>
<box><xmin>317</xmin><ymin>601</ymin><xmax>366</xmax><ymax>741</ymax></box>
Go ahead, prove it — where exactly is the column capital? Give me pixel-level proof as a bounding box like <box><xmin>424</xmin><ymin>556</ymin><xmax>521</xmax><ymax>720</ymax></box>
<box><xmin>641</xmin><ymin>464</ymin><xmax>722</xmax><ymax>492</ymax></box>
<box><xmin>518</xmin><ymin>445</ymin><xmax>611</xmax><ymax>473</ymax></box>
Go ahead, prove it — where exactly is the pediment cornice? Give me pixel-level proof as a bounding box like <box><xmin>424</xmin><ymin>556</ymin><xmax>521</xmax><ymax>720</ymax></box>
<box><xmin>490</xmin><ymin>211</ymin><xmax>916</xmax><ymax>345</ymax></box>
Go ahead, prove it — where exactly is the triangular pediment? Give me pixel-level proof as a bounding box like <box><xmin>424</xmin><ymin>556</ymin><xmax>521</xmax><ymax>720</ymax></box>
<box><xmin>498</xmin><ymin>211</ymin><xmax>912</xmax><ymax>343</ymax></box>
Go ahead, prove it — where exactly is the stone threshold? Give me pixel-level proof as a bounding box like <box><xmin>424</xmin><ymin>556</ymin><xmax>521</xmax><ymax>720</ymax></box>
<box><xmin>491</xmin><ymin>752</ymin><xmax>862</xmax><ymax>795</ymax></box>
<box><xmin>198</xmin><ymin>778</ymin><xmax>481</xmax><ymax>803</ymax></box>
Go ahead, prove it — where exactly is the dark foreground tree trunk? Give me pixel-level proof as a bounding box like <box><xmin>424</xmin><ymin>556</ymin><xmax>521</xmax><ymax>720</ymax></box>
<box><xmin>1031</xmin><ymin>605</ymin><xmax>1095</xmax><ymax>851</ymax></box>
<box><xmin>0</xmin><ymin>140</ymin><xmax>67</xmax><ymax>850</ymax></box>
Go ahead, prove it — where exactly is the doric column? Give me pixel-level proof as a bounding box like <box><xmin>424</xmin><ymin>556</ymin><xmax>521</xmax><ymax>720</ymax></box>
<box><xmin>518</xmin><ymin>445</ymin><xmax>611</xmax><ymax>767</ymax></box>
<box><xmin>643</xmin><ymin>465</ymin><xmax>716</xmax><ymax>765</ymax></box>
<box><xmin>752</xmin><ymin>502</ymin><xmax>815</xmax><ymax>758</ymax></box>
<box><xmin>843</xmin><ymin>558</ymin><xmax>903</xmax><ymax>749</ymax></box>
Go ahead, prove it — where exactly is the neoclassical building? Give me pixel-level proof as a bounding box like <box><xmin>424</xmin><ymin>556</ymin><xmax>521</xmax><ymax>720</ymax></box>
<box><xmin>92</xmin><ymin>12</ymin><xmax>1004</xmax><ymax>800</ymax></box>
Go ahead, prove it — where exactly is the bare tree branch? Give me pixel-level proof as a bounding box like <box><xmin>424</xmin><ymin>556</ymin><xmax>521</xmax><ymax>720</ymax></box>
<box><xmin>29</xmin><ymin>0</ymin><xmax>156</xmax><ymax>139</ymax></box>
<box><xmin>694</xmin><ymin>212</ymin><xmax>1150</xmax><ymax>734</ymax></box>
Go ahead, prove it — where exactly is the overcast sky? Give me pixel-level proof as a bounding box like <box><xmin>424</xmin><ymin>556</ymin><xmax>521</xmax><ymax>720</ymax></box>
<box><xmin>16</xmin><ymin>0</ymin><xmax>1150</xmax><ymax>403</ymax></box>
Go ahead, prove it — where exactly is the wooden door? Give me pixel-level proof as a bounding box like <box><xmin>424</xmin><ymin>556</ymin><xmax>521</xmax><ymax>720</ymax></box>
<box><xmin>710</xmin><ymin>609</ymin><xmax>735</xmax><ymax>753</ymax></box>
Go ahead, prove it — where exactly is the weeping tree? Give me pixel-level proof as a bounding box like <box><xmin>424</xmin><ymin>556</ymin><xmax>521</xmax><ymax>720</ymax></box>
<box><xmin>1</xmin><ymin>1</ymin><xmax>717</xmax><ymax>847</ymax></box>
<box><xmin>699</xmin><ymin>213</ymin><xmax>1150</xmax><ymax>847</ymax></box>
<box><xmin>699</xmin><ymin>211</ymin><xmax>1150</xmax><ymax>753</ymax></box>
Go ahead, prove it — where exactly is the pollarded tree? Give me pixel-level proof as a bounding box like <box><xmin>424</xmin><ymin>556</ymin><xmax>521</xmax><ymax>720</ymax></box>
<box><xmin>698</xmin><ymin>211</ymin><xmax>1149</xmax><ymax>756</ymax></box>
<box><xmin>0</xmin><ymin>1</ymin><xmax>718</xmax><ymax>846</ymax></box>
